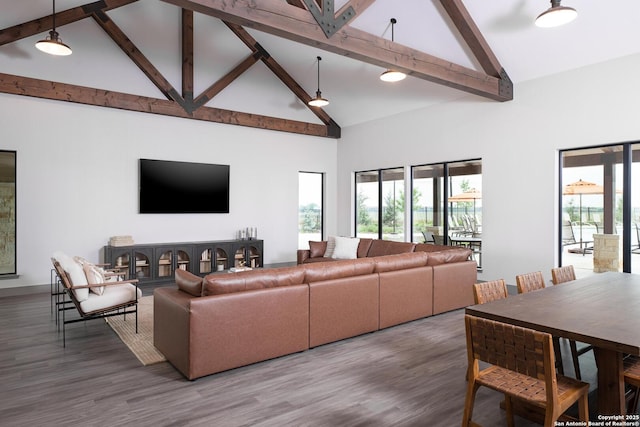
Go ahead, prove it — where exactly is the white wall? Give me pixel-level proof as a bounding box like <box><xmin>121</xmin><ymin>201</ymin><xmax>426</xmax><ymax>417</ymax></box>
<box><xmin>338</xmin><ymin>53</ymin><xmax>640</xmax><ymax>284</ymax></box>
<box><xmin>0</xmin><ymin>94</ymin><xmax>337</xmax><ymax>287</ymax></box>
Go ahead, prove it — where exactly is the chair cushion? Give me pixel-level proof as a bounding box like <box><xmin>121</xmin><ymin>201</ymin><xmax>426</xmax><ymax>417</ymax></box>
<box><xmin>53</xmin><ymin>251</ymin><xmax>89</xmax><ymax>302</ymax></box>
<box><xmin>309</xmin><ymin>241</ymin><xmax>327</xmax><ymax>258</ymax></box>
<box><xmin>78</xmin><ymin>283</ymin><xmax>141</xmax><ymax>314</ymax></box>
<box><xmin>83</xmin><ymin>263</ymin><xmax>106</xmax><ymax>295</ymax></box>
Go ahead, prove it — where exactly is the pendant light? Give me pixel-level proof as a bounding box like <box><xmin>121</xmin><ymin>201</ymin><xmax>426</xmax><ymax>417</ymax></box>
<box><xmin>380</xmin><ymin>18</ymin><xmax>406</xmax><ymax>83</ymax></box>
<box><xmin>35</xmin><ymin>0</ymin><xmax>72</xmax><ymax>56</ymax></box>
<box><xmin>535</xmin><ymin>0</ymin><xmax>577</xmax><ymax>28</ymax></box>
<box><xmin>308</xmin><ymin>56</ymin><xmax>329</xmax><ymax>107</ymax></box>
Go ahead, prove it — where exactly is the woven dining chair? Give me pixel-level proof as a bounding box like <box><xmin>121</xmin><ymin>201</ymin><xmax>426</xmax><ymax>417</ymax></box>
<box><xmin>462</xmin><ymin>314</ymin><xmax>590</xmax><ymax>427</ymax></box>
<box><xmin>516</xmin><ymin>271</ymin><xmax>565</xmax><ymax>375</ymax></box>
<box><xmin>624</xmin><ymin>355</ymin><xmax>640</xmax><ymax>414</ymax></box>
<box><xmin>550</xmin><ymin>265</ymin><xmax>593</xmax><ymax>381</ymax></box>
<box><xmin>551</xmin><ymin>265</ymin><xmax>576</xmax><ymax>285</ymax></box>
<box><xmin>472</xmin><ymin>279</ymin><xmax>508</xmax><ymax>305</ymax></box>
<box><xmin>515</xmin><ymin>271</ymin><xmax>546</xmax><ymax>294</ymax></box>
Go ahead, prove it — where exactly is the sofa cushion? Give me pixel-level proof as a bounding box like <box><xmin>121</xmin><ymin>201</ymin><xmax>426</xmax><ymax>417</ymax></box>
<box><xmin>357</xmin><ymin>238</ymin><xmax>373</xmax><ymax>258</ymax></box>
<box><xmin>203</xmin><ymin>266</ymin><xmax>305</xmax><ymax>296</ymax></box>
<box><xmin>331</xmin><ymin>236</ymin><xmax>360</xmax><ymax>260</ymax></box>
<box><xmin>366</xmin><ymin>240</ymin><xmax>416</xmax><ymax>257</ymax></box>
<box><xmin>309</xmin><ymin>241</ymin><xmax>327</xmax><ymax>258</ymax></box>
<box><xmin>175</xmin><ymin>269</ymin><xmax>203</xmax><ymax>297</ymax></box>
<box><xmin>414</xmin><ymin>243</ymin><xmax>453</xmax><ymax>253</ymax></box>
<box><xmin>424</xmin><ymin>248</ymin><xmax>472</xmax><ymax>266</ymax></box>
<box><xmin>303</xmin><ymin>258</ymin><xmax>375</xmax><ymax>283</ymax></box>
<box><xmin>373</xmin><ymin>252</ymin><xmax>429</xmax><ymax>273</ymax></box>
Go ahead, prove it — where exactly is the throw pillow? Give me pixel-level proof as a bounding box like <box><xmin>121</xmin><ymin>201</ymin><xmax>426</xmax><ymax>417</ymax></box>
<box><xmin>83</xmin><ymin>263</ymin><xmax>106</xmax><ymax>295</ymax></box>
<box><xmin>324</xmin><ymin>236</ymin><xmax>336</xmax><ymax>258</ymax></box>
<box><xmin>309</xmin><ymin>241</ymin><xmax>327</xmax><ymax>258</ymax></box>
<box><xmin>331</xmin><ymin>236</ymin><xmax>360</xmax><ymax>260</ymax></box>
<box><xmin>53</xmin><ymin>251</ymin><xmax>89</xmax><ymax>302</ymax></box>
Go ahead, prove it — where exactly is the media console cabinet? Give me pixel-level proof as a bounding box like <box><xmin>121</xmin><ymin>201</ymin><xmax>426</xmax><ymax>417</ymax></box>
<box><xmin>103</xmin><ymin>239</ymin><xmax>263</xmax><ymax>285</ymax></box>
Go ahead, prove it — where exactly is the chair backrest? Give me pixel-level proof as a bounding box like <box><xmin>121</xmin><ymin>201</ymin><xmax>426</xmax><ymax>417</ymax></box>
<box><xmin>551</xmin><ymin>265</ymin><xmax>576</xmax><ymax>285</ymax></box>
<box><xmin>562</xmin><ymin>220</ymin><xmax>577</xmax><ymax>246</ymax></box>
<box><xmin>516</xmin><ymin>271</ymin><xmax>546</xmax><ymax>294</ymax></box>
<box><xmin>465</xmin><ymin>314</ymin><xmax>555</xmax><ymax>385</ymax></box>
<box><xmin>473</xmin><ymin>279</ymin><xmax>508</xmax><ymax>305</ymax></box>
<box><xmin>422</xmin><ymin>231</ymin><xmax>435</xmax><ymax>244</ymax></box>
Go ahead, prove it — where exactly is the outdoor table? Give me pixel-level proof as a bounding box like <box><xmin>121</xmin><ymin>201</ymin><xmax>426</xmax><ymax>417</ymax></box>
<box><xmin>465</xmin><ymin>272</ymin><xmax>640</xmax><ymax>415</ymax></box>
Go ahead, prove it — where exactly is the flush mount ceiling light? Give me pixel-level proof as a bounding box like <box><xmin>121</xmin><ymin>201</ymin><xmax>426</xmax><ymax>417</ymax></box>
<box><xmin>308</xmin><ymin>56</ymin><xmax>329</xmax><ymax>108</ymax></box>
<box><xmin>35</xmin><ymin>0</ymin><xmax>72</xmax><ymax>56</ymax></box>
<box><xmin>380</xmin><ymin>18</ymin><xmax>406</xmax><ymax>83</ymax></box>
<box><xmin>535</xmin><ymin>0</ymin><xmax>577</xmax><ymax>28</ymax></box>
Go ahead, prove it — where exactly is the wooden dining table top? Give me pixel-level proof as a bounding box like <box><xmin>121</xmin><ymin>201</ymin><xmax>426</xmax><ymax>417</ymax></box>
<box><xmin>465</xmin><ymin>271</ymin><xmax>640</xmax><ymax>356</ymax></box>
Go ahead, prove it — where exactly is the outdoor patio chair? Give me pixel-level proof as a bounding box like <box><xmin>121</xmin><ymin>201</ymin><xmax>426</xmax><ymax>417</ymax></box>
<box><xmin>462</xmin><ymin>314</ymin><xmax>589</xmax><ymax>427</ymax></box>
<box><xmin>550</xmin><ymin>265</ymin><xmax>593</xmax><ymax>381</ymax></box>
<box><xmin>421</xmin><ymin>230</ymin><xmax>436</xmax><ymax>244</ymax></box>
<box><xmin>51</xmin><ymin>252</ymin><xmax>141</xmax><ymax>347</ymax></box>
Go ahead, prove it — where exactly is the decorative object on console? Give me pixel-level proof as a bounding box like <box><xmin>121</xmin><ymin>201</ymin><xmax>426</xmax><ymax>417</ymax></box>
<box><xmin>109</xmin><ymin>235</ymin><xmax>135</xmax><ymax>246</ymax></box>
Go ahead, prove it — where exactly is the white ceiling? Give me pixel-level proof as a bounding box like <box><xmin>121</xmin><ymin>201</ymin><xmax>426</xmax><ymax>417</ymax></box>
<box><xmin>2</xmin><ymin>0</ymin><xmax>640</xmax><ymax>128</ymax></box>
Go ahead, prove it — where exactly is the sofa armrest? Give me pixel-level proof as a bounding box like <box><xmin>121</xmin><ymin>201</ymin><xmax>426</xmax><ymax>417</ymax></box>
<box><xmin>297</xmin><ymin>249</ymin><xmax>311</xmax><ymax>264</ymax></box>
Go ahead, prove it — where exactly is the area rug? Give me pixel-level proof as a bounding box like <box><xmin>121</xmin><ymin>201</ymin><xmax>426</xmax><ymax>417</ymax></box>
<box><xmin>105</xmin><ymin>295</ymin><xmax>166</xmax><ymax>366</ymax></box>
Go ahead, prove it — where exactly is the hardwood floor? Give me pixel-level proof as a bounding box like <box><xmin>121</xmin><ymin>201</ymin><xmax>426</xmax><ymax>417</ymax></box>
<box><xmin>0</xmin><ymin>287</ymin><xmax>597</xmax><ymax>426</ymax></box>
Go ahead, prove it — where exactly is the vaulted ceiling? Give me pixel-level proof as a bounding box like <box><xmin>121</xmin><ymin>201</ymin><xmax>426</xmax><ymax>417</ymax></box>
<box><xmin>1</xmin><ymin>0</ymin><xmax>640</xmax><ymax>138</ymax></box>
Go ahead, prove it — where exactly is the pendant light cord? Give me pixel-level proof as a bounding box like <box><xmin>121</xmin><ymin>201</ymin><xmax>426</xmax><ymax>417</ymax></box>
<box><xmin>316</xmin><ymin>56</ymin><xmax>322</xmax><ymax>92</ymax></box>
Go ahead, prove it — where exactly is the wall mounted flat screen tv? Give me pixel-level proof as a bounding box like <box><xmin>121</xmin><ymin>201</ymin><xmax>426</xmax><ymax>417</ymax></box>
<box><xmin>139</xmin><ymin>159</ymin><xmax>230</xmax><ymax>214</ymax></box>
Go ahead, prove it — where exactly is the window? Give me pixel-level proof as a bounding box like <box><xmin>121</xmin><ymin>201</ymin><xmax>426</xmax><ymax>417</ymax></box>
<box><xmin>411</xmin><ymin>159</ymin><xmax>482</xmax><ymax>268</ymax></box>
<box><xmin>298</xmin><ymin>172</ymin><xmax>323</xmax><ymax>249</ymax></box>
<box><xmin>355</xmin><ymin>168</ymin><xmax>404</xmax><ymax>241</ymax></box>
<box><xmin>0</xmin><ymin>150</ymin><xmax>16</xmax><ymax>276</ymax></box>
<box><xmin>559</xmin><ymin>144</ymin><xmax>637</xmax><ymax>274</ymax></box>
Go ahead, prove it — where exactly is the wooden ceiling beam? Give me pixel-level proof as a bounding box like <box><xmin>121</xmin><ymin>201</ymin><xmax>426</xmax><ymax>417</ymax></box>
<box><xmin>91</xmin><ymin>10</ymin><xmax>186</xmax><ymax>108</ymax></box>
<box><xmin>0</xmin><ymin>72</ymin><xmax>334</xmax><ymax>138</ymax></box>
<box><xmin>439</xmin><ymin>0</ymin><xmax>512</xmax><ymax>99</ymax></box>
<box><xmin>193</xmin><ymin>52</ymin><xmax>260</xmax><ymax>109</ymax></box>
<box><xmin>0</xmin><ymin>0</ymin><xmax>139</xmax><ymax>46</ymax></box>
<box><xmin>182</xmin><ymin>9</ymin><xmax>194</xmax><ymax>106</ymax></box>
<box><xmin>224</xmin><ymin>22</ymin><xmax>337</xmax><ymax>129</ymax></box>
<box><xmin>161</xmin><ymin>0</ymin><xmax>511</xmax><ymax>101</ymax></box>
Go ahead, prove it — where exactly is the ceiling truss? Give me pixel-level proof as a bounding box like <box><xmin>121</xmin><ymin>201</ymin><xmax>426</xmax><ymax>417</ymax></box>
<box><xmin>0</xmin><ymin>0</ymin><xmax>512</xmax><ymax>139</ymax></box>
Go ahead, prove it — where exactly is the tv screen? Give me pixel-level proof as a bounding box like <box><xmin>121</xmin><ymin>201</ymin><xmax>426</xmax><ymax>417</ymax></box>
<box><xmin>139</xmin><ymin>159</ymin><xmax>230</xmax><ymax>214</ymax></box>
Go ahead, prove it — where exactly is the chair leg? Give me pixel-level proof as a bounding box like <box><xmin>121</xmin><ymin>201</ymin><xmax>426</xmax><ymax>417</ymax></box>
<box><xmin>629</xmin><ymin>386</ymin><xmax>640</xmax><ymax>414</ymax></box>
<box><xmin>553</xmin><ymin>337</ymin><xmax>564</xmax><ymax>375</ymax></box>
<box><xmin>570</xmin><ymin>340</ymin><xmax>582</xmax><ymax>380</ymax></box>
<box><xmin>578</xmin><ymin>394</ymin><xmax>589</xmax><ymax>421</ymax></box>
<box><xmin>504</xmin><ymin>395</ymin><xmax>515</xmax><ymax>427</ymax></box>
<box><xmin>461</xmin><ymin>380</ymin><xmax>480</xmax><ymax>427</ymax></box>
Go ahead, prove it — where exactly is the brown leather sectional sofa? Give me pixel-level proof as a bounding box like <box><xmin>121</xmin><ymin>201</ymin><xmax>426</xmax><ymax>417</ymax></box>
<box><xmin>154</xmin><ymin>240</ymin><xmax>476</xmax><ymax>380</ymax></box>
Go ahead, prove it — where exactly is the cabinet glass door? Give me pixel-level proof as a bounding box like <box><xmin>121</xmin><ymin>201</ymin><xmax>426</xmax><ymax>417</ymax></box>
<box><xmin>199</xmin><ymin>248</ymin><xmax>212</xmax><ymax>274</ymax></box>
<box><xmin>234</xmin><ymin>247</ymin><xmax>245</xmax><ymax>267</ymax></box>
<box><xmin>248</xmin><ymin>245</ymin><xmax>260</xmax><ymax>268</ymax></box>
<box><xmin>177</xmin><ymin>250</ymin><xmax>190</xmax><ymax>272</ymax></box>
<box><xmin>158</xmin><ymin>250</ymin><xmax>173</xmax><ymax>278</ymax></box>
<box><xmin>134</xmin><ymin>251</ymin><xmax>151</xmax><ymax>279</ymax></box>
<box><xmin>215</xmin><ymin>248</ymin><xmax>228</xmax><ymax>271</ymax></box>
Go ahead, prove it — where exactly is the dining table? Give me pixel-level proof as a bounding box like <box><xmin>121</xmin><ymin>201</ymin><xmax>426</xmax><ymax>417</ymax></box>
<box><xmin>465</xmin><ymin>271</ymin><xmax>640</xmax><ymax>416</ymax></box>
